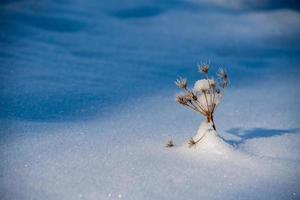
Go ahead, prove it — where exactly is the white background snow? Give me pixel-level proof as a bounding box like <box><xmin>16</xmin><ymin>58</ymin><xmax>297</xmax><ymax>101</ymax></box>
<box><xmin>0</xmin><ymin>0</ymin><xmax>300</xmax><ymax>199</ymax></box>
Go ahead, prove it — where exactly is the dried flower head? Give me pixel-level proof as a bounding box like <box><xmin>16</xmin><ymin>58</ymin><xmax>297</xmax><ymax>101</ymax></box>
<box><xmin>185</xmin><ymin>92</ymin><xmax>197</xmax><ymax>101</ymax></box>
<box><xmin>218</xmin><ymin>69</ymin><xmax>228</xmax><ymax>79</ymax></box>
<box><xmin>198</xmin><ymin>64</ymin><xmax>209</xmax><ymax>74</ymax></box>
<box><xmin>175</xmin><ymin>77</ymin><xmax>187</xmax><ymax>89</ymax></box>
<box><xmin>165</xmin><ymin>140</ymin><xmax>175</xmax><ymax>148</ymax></box>
<box><xmin>218</xmin><ymin>69</ymin><xmax>228</xmax><ymax>88</ymax></box>
<box><xmin>176</xmin><ymin>95</ymin><xmax>188</xmax><ymax>105</ymax></box>
<box><xmin>188</xmin><ymin>138</ymin><xmax>197</xmax><ymax>147</ymax></box>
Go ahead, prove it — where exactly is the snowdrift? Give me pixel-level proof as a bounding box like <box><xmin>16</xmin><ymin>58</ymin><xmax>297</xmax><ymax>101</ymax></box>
<box><xmin>184</xmin><ymin>122</ymin><xmax>233</xmax><ymax>155</ymax></box>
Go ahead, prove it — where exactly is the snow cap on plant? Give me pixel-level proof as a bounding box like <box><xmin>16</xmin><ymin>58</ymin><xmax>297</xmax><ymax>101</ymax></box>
<box><xmin>176</xmin><ymin>95</ymin><xmax>188</xmax><ymax>105</ymax></box>
<box><xmin>193</xmin><ymin>79</ymin><xmax>215</xmax><ymax>92</ymax></box>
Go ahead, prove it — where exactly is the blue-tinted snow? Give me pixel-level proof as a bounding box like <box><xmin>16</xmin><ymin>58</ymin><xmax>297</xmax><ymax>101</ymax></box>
<box><xmin>1</xmin><ymin>1</ymin><xmax>300</xmax><ymax>199</ymax></box>
<box><xmin>0</xmin><ymin>0</ymin><xmax>299</xmax><ymax>121</ymax></box>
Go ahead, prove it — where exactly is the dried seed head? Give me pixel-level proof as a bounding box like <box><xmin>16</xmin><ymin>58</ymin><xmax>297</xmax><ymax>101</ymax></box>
<box><xmin>218</xmin><ymin>69</ymin><xmax>228</xmax><ymax>80</ymax></box>
<box><xmin>185</xmin><ymin>92</ymin><xmax>197</xmax><ymax>101</ymax></box>
<box><xmin>165</xmin><ymin>140</ymin><xmax>175</xmax><ymax>148</ymax></box>
<box><xmin>188</xmin><ymin>138</ymin><xmax>197</xmax><ymax>147</ymax></box>
<box><xmin>185</xmin><ymin>93</ymin><xmax>193</xmax><ymax>101</ymax></box>
<box><xmin>198</xmin><ymin>64</ymin><xmax>209</xmax><ymax>74</ymax></box>
<box><xmin>218</xmin><ymin>69</ymin><xmax>228</xmax><ymax>88</ymax></box>
<box><xmin>175</xmin><ymin>77</ymin><xmax>187</xmax><ymax>89</ymax></box>
<box><xmin>176</xmin><ymin>95</ymin><xmax>188</xmax><ymax>105</ymax></box>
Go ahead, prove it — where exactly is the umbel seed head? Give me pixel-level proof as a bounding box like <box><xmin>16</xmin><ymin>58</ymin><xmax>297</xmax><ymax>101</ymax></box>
<box><xmin>217</xmin><ymin>69</ymin><xmax>228</xmax><ymax>88</ymax></box>
<box><xmin>175</xmin><ymin>77</ymin><xmax>188</xmax><ymax>89</ymax></box>
<box><xmin>165</xmin><ymin>140</ymin><xmax>175</xmax><ymax>148</ymax></box>
<box><xmin>185</xmin><ymin>92</ymin><xmax>197</xmax><ymax>101</ymax></box>
<box><xmin>176</xmin><ymin>95</ymin><xmax>188</xmax><ymax>105</ymax></box>
<box><xmin>198</xmin><ymin>64</ymin><xmax>209</xmax><ymax>74</ymax></box>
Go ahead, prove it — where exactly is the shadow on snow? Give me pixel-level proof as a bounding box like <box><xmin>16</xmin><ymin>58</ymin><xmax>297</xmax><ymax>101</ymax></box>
<box><xmin>222</xmin><ymin>127</ymin><xmax>300</xmax><ymax>147</ymax></box>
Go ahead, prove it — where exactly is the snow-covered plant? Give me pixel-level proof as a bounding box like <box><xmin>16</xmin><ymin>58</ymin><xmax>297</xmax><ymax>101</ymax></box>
<box><xmin>175</xmin><ymin>64</ymin><xmax>228</xmax><ymax>132</ymax></box>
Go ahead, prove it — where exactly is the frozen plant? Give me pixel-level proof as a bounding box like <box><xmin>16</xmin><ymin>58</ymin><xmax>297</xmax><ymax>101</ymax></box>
<box><xmin>165</xmin><ymin>140</ymin><xmax>175</xmax><ymax>148</ymax></box>
<box><xmin>174</xmin><ymin>63</ymin><xmax>228</xmax><ymax>146</ymax></box>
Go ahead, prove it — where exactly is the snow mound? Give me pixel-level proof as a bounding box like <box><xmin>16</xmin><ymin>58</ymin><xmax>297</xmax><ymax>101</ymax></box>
<box><xmin>183</xmin><ymin>122</ymin><xmax>234</xmax><ymax>156</ymax></box>
<box><xmin>1</xmin><ymin>92</ymin><xmax>300</xmax><ymax>200</ymax></box>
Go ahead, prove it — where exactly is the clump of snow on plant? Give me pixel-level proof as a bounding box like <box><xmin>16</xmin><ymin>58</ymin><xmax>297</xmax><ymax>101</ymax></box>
<box><xmin>193</xmin><ymin>79</ymin><xmax>222</xmax><ymax>109</ymax></box>
<box><xmin>196</xmin><ymin>92</ymin><xmax>222</xmax><ymax>109</ymax></box>
<box><xmin>193</xmin><ymin>79</ymin><xmax>215</xmax><ymax>92</ymax></box>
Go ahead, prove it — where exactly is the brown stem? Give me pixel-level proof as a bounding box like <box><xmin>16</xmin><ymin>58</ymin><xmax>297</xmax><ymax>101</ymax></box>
<box><xmin>184</xmin><ymin>103</ymin><xmax>205</xmax><ymax>115</ymax></box>
<box><xmin>211</xmin><ymin>87</ymin><xmax>216</xmax><ymax>112</ymax></box>
<box><xmin>205</xmin><ymin>74</ymin><xmax>214</xmax><ymax>111</ymax></box>
<box><xmin>211</xmin><ymin>115</ymin><xmax>216</xmax><ymax>131</ymax></box>
<box><xmin>183</xmin><ymin>88</ymin><xmax>208</xmax><ymax>114</ymax></box>
<box><xmin>207</xmin><ymin>116</ymin><xmax>211</xmax><ymax>123</ymax></box>
<box><xmin>189</xmin><ymin>101</ymin><xmax>206</xmax><ymax>115</ymax></box>
<box><xmin>192</xmin><ymin>100</ymin><xmax>208</xmax><ymax>114</ymax></box>
<box><xmin>194</xmin><ymin>131</ymin><xmax>208</xmax><ymax>144</ymax></box>
<box><xmin>203</xmin><ymin>91</ymin><xmax>211</xmax><ymax>113</ymax></box>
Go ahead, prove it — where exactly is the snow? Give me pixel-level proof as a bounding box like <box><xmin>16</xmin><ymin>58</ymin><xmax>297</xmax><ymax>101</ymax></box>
<box><xmin>192</xmin><ymin>79</ymin><xmax>222</xmax><ymax>110</ymax></box>
<box><xmin>240</xmin><ymin>133</ymin><xmax>300</xmax><ymax>161</ymax></box>
<box><xmin>186</xmin><ymin>122</ymin><xmax>233</xmax><ymax>156</ymax></box>
<box><xmin>1</xmin><ymin>82</ymin><xmax>299</xmax><ymax>200</ymax></box>
<box><xmin>193</xmin><ymin>79</ymin><xmax>215</xmax><ymax>92</ymax></box>
<box><xmin>0</xmin><ymin>0</ymin><xmax>300</xmax><ymax>199</ymax></box>
<box><xmin>195</xmin><ymin>92</ymin><xmax>222</xmax><ymax>109</ymax></box>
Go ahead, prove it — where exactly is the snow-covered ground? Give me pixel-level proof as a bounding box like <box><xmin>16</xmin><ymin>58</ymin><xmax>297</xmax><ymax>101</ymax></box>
<box><xmin>1</xmin><ymin>81</ymin><xmax>299</xmax><ymax>200</ymax></box>
<box><xmin>1</xmin><ymin>0</ymin><xmax>300</xmax><ymax>199</ymax></box>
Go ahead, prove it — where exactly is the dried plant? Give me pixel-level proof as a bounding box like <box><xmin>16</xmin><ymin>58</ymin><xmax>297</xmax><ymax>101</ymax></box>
<box><xmin>218</xmin><ymin>69</ymin><xmax>228</xmax><ymax>88</ymax></box>
<box><xmin>175</xmin><ymin>63</ymin><xmax>229</xmax><ymax>146</ymax></box>
<box><xmin>165</xmin><ymin>140</ymin><xmax>175</xmax><ymax>148</ymax></box>
<box><xmin>188</xmin><ymin>138</ymin><xmax>197</xmax><ymax>147</ymax></box>
<box><xmin>198</xmin><ymin>64</ymin><xmax>209</xmax><ymax>74</ymax></box>
<box><xmin>175</xmin><ymin>77</ymin><xmax>188</xmax><ymax>89</ymax></box>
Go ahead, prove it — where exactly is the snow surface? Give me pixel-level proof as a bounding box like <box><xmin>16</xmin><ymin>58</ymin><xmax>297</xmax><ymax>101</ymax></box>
<box><xmin>1</xmin><ymin>0</ymin><xmax>300</xmax><ymax>199</ymax></box>
<box><xmin>1</xmin><ymin>82</ymin><xmax>300</xmax><ymax>200</ymax></box>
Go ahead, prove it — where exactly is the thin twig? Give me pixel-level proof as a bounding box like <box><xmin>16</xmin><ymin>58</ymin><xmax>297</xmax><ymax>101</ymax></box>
<box><xmin>190</xmin><ymin>100</ymin><xmax>206</xmax><ymax>115</ymax></box>
<box><xmin>203</xmin><ymin>90</ymin><xmax>211</xmax><ymax>114</ymax></box>
<box><xmin>205</xmin><ymin>74</ymin><xmax>214</xmax><ymax>111</ymax></box>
